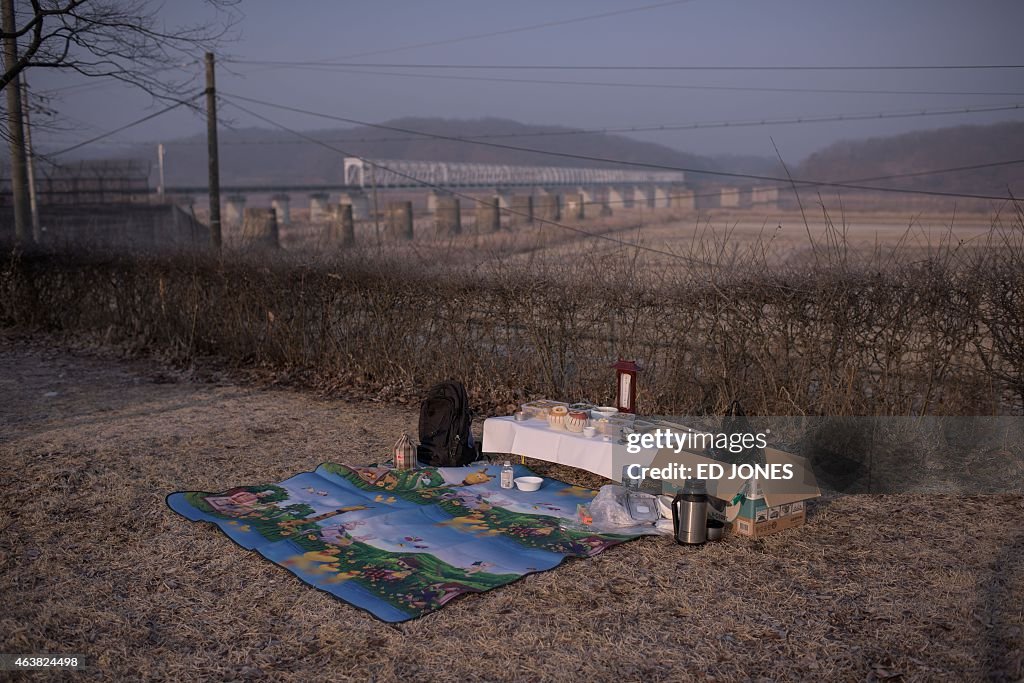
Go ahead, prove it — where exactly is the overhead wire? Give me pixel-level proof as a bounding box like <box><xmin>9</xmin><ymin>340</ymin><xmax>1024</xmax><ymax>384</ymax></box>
<box><xmin>218</xmin><ymin>92</ymin><xmax>1023</xmax><ymax>203</ymax></box>
<box><xmin>228</xmin><ymin>60</ymin><xmax>1024</xmax><ymax>72</ymax></box>
<box><xmin>560</xmin><ymin>156</ymin><xmax>1024</xmax><ymax>209</ymax></box>
<box><xmin>229</xmin><ymin>0</ymin><xmax>700</xmax><ymax>65</ymax></box>
<box><xmin>47</xmin><ymin>93</ymin><xmax>204</xmax><ymax>158</ymax></box>
<box><xmin>141</xmin><ymin>101</ymin><xmax>1024</xmax><ymax>147</ymax></box>
<box><xmin>221</xmin><ymin>65</ymin><xmax>1024</xmax><ymax>98</ymax></box>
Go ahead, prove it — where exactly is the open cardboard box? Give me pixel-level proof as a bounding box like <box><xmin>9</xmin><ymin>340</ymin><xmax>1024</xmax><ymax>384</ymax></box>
<box><xmin>651</xmin><ymin>447</ymin><xmax>821</xmax><ymax>538</ymax></box>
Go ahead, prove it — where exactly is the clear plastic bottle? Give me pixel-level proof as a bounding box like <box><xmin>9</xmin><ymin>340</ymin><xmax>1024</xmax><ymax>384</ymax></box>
<box><xmin>500</xmin><ymin>461</ymin><xmax>514</xmax><ymax>489</ymax></box>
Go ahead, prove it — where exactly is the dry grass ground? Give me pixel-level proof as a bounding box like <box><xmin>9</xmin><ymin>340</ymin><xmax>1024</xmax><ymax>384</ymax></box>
<box><xmin>1</xmin><ymin>334</ymin><xmax>1022</xmax><ymax>682</ymax></box>
<box><xmin>487</xmin><ymin>208</ymin><xmax>1003</xmax><ymax>272</ymax></box>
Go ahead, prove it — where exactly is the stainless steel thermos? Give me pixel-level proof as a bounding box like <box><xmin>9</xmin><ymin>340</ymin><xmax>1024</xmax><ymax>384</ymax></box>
<box><xmin>672</xmin><ymin>479</ymin><xmax>708</xmax><ymax>545</ymax></box>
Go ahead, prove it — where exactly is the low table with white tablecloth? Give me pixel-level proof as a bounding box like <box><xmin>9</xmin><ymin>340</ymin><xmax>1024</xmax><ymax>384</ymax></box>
<box><xmin>481</xmin><ymin>416</ymin><xmax>659</xmax><ymax>481</ymax></box>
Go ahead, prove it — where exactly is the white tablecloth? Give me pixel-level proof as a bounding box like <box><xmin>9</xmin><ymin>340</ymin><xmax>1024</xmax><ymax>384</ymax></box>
<box><xmin>481</xmin><ymin>416</ymin><xmax>659</xmax><ymax>481</ymax></box>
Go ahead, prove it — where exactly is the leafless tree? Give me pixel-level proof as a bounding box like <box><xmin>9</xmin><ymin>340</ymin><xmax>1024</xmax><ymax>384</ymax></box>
<box><xmin>1</xmin><ymin>0</ymin><xmax>240</xmax><ymax>245</ymax></box>
<box><xmin>1</xmin><ymin>0</ymin><xmax>240</xmax><ymax>99</ymax></box>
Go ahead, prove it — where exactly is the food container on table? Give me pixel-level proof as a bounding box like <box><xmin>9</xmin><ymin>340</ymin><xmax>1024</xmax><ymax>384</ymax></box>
<box><xmin>592</xmin><ymin>406</ymin><xmax>619</xmax><ymax>419</ymax></box>
<box><xmin>626</xmin><ymin>491</ymin><xmax>661</xmax><ymax>523</ymax></box>
<box><xmin>565</xmin><ymin>409</ymin><xmax>589</xmax><ymax>433</ymax></box>
<box><xmin>521</xmin><ymin>399</ymin><xmax>569</xmax><ymax>420</ymax></box>
<box><xmin>594</xmin><ymin>418</ymin><xmax>618</xmax><ymax>437</ymax></box>
<box><xmin>547</xmin><ymin>405</ymin><xmax>569</xmax><ymax>430</ymax></box>
<box><xmin>569</xmin><ymin>402</ymin><xmax>597</xmax><ymax>414</ymax></box>
<box><xmin>632</xmin><ymin>419</ymin><xmax>658</xmax><ymax>434</ymax></box>
<box><xmin>608</xmin><ymin>413</ymin><xmax>636</xmax><ymax>427</ymax></box>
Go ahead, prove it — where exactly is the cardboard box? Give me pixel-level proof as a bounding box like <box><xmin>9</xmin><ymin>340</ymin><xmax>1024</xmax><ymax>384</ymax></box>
<box><xmin>728</xmin><ymin>477</ymin><xmax>810</xmax><ymax>538</ymax></box>
<box><xmin>650</xmin><ymin>447</ymin><xmax>820</xmax><ymax>539</ymax></box>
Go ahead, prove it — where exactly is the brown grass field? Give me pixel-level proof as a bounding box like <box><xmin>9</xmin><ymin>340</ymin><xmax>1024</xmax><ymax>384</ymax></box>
<box><xmin>2</xmin><ymin>202</ymin><xmax>1023</xmax><ymax>680</ymax></box>
<box><xmin>1</xmin><ymin>333</ymin><xmax>1022</xmax><ymax>682</ymax></box>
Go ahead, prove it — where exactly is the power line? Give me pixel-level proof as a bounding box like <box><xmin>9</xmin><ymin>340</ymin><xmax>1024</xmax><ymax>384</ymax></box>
<box><xmin>143</xmin><ymin>101</ymin><xmax>1023</xmax><ymax>147</ymax></box>
<box><xmin>229</xmin><ymin>59</ymin><xmax>1024</xmax><ymax>72</ymax></box>
<box><xmin>223</xmin><ymin>65</ymin><xmax>1024</xmax><ymax>98</ymax></box>
<box><xmin>48</xmin><ymin>93</ymin><xmax>203</xmax><ymax>158</ymax></box>
<box><xmin>232</xmin><ymin>0</ymin><xmax>699</xmax><ymax>65</ymax></box>
<box><xmin>600</xmin><ymin>157</ymin><xmax>1024</xmax><ymax>208</ymax></box>
<box><xmin>219</xmin><ymin>93</ymin><xmax>1023</xmax><ymax>203</ymax></box>
<box><xmin>220</xmin><ymin>98</ymin><xmax>716</xmax><ymax>268</ymax></box>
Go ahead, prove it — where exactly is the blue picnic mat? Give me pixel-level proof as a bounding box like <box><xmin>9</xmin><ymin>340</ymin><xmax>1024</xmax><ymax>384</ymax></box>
<box><xmin>167</xmin><ymin>462</ymin><xmax>644</xmax><ymax>622</ymax></box>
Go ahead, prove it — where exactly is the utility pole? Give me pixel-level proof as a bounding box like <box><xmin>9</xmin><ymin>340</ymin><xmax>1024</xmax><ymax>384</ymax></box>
<box><xmin>2</xmin><ymin>0</ymin><xmax>32</xmax><ymax>246</ymax></box>
<box><xmin>157</xmin><ymin>143</ymin><xmax>165</xmax><ymax>200</ymax></box>
<box><xmin>205</xmin><ymin>52</ymin><xmax>221</xmax><ymax>249</ymax></box>
<box><xmin>21</xmin><ymin>75</ymin><xmax>40</xmax><ymax>242</ymax></box>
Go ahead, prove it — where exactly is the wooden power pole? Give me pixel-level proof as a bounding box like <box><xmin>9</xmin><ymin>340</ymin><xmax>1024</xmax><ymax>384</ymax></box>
<box><xmin>22</xmin><ymin>76</ymin><xmax>40</xmax><ymax>242</ymax></box>
<box><xmin>205</xmin><ymin>52</ymin><xmax>221</xmax><ymax>249</ymax></box>
<box><xmin>2</xmin><ymin>0</ymin><xmax>32</xmax><ymax>246</ymax></box>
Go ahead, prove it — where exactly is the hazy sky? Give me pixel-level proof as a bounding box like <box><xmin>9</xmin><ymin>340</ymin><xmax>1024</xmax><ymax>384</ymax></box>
<box><xmin>32</xmin><ymin>0</ymin><xmax>1024</xmax><ymax>162</ymax></box>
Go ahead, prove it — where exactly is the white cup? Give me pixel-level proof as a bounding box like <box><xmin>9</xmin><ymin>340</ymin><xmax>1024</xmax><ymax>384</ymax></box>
<box><xmin>582</xmin><ymin>426</ymin><xmax>597</xmax><ymax>438</ymax></box>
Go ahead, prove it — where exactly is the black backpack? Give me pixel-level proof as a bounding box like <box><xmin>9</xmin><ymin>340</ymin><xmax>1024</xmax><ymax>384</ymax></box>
<box><xmin>712</xmin><ymin>400</ymin><xmax>766</xmax><ymax>466</ymax></box>
<box><xmin>417</xmin><ymin>381</ymin><xmax>479</xmax><ymax>467</ymax></box>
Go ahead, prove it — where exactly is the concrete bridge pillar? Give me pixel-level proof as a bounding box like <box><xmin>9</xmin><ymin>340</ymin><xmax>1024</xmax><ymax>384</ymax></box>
<box><xmin>427</xmin><ymin>190</ymin><xmax>451</xmax><ymax>214</ymax></box>
<box><xmin>719</xmin><ymin>187</ymin><xmax>741</xmax><ymax>208</ymax></box>
<box><xmin>608</xmin><ymin>186</ymin><xmax>628</xmax><ymax>211</ymax></box>
<box><xmin>387</xmin><ymin>201</ymin><xmax>414</xmax><ymax>240</ymax></box>
<box><xmin>271</xmin><ymin>193</ymin><xmax>291</xmax><ymax>226</ymax></box>
<box><xmin>476</xmin><ymin>197</ymin><xmax>501</xmax><ymax>233</ymax></box>
<box><xmin>670</xmin><ymin>186</ymin><xmax>695</xmax><ymax>211</ymax></box>
<box><xmin>225</xmin><ymin>194</ymin><xmax>246</xmax><ymax>228</ymax></box>
<box><xmin>327</xmin><ymin>203</ymin><xmax>354</xmax><ymax>246</ymax></box>
<box><xmin>241</xmin><ymin>208</ymin><xmax>279</xmax><ymax>249</ymax></box>
<box><xmin>635</xmin><ymin>186</ymin><xmax>655</xmax><ymax>209</ymax></box>
<box><xmin>751</xmin><ymin>186</ymin><xmax>779</xmax><ymax>207</ymax></box>
<box><xmin>434</xmin><ymin>197</ymin><xmax>461</xmax><ymax>236</ymax></box>
<box><xmin>510</xmin><ymin>195</ymin><xmax>533</xmax><ymax>226</ymax></box>
<box><xmin>653</xmin><ymin>187</ymin><xmax>670</xmax><ymax>208</ymax></box>
<box><xmin>579</xmin><ymin>187</ymin><xmax>598</xmax><ymax>209</ymax></box>
<box><xmin>494</xmin><ymin>190</ymin><xmax>514</xmax><ymax>210</ymax></box>
<box><xmin>537</xmin><ymin>193</ymin><xmax>561</xmax><ymax>221</ymax></box>
<box><xmin>309</xmin><ymin>193</ymin><xmax>330</xmax><ymax>224</ymax></box>
<box><xmin>339</xmin><ymin>191</ymin><xmax>370</xmax><ymax>220</ymax></box>
<box><xmin>563</xmin><ymin>193</ymin><xmax>585</xmax><ymax>220</ymax></box>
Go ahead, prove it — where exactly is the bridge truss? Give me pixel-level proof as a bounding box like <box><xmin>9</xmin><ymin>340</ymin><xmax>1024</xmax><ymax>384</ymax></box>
<box><xmin>342</xmin><ymin>157</ymin><xmax>684</xmax><ymax>189</ymax></box>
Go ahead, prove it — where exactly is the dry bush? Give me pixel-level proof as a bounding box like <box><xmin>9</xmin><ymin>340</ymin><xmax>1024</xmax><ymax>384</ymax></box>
<box><xmin>2</xmin><ymin>206</ymin><xmax>1023</xmax><ymax>416</ymax></box>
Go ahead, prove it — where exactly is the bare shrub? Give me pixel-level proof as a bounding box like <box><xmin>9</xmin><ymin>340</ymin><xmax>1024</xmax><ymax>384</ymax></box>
<box><xmin>1</xmin><ymin>211</ymin><xmax>1022</xmax><ymax>416</ymax></box>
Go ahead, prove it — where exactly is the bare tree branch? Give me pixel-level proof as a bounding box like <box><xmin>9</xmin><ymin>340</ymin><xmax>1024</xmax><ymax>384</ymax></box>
<box><xmin>1</xmin><ymin>0</ymin><xmax>240</xmax><ymax>103</ymax></box>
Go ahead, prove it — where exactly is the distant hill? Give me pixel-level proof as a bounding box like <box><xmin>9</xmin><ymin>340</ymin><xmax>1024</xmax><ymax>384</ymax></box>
<box><xmin>796</xmin><ymin>121</ymin><xmax>1024</xmax><ymax>197</ymax></box>
<box><xmin>54</xmin><ymin>118</ymin><xmax>1024</xmax><ymax>199</ymax></box>
<box><xmin>82</xmin><ymin>118</ymin><xmax>718</xmax><ymax>188</ymax></box>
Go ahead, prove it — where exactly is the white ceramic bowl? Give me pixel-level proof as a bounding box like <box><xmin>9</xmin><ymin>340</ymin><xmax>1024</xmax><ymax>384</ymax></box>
<box><xmin>593</xmin><ymin>406</ymin><xmax>619</xmax><ymax>418</ymax></box>
<box><xmin>514</xmin><ymin>476</ymin><xmax>543</xmax><ymax>492</ymax></box>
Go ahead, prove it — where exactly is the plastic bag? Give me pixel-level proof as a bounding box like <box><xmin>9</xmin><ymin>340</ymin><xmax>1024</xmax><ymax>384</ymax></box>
<box><xmin>589</xmin><ymin>485</ymin><xmax>671</xmax><ymax>535</ymax></box>
<box><xmin>589</xmin><ymin>485</ymin><xmax>635</xmax><ymax>527</ymax></box>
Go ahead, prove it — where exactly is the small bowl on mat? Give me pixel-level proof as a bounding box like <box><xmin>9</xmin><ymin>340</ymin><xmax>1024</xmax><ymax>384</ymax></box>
<box><xmin>514</xmin><ymin>476</ymin><xmax>543</xmax><ymax>492</ymax></box>
<box><xmin>593</xmin><ymin>406</ymin><xmax>619</xmax><ymax>418</ymax></box>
